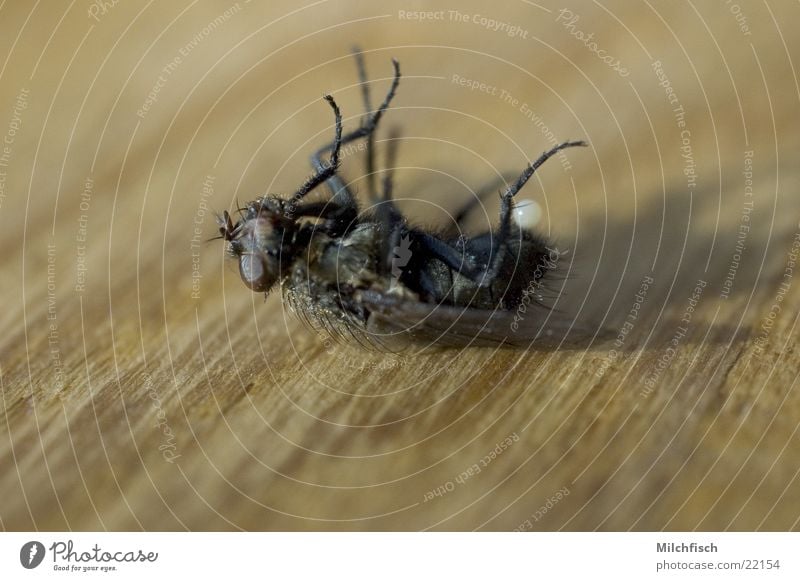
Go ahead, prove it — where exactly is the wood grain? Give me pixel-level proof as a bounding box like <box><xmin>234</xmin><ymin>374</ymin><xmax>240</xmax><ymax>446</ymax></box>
<box><xmin>1</xmin><ymin>0</ymin><xmax>799</xmax><ymax>531</ymax></box>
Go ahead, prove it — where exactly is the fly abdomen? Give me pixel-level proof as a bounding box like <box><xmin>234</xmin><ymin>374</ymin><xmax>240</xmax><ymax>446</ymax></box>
<box><xmin>407</xmin><ymin>229</ymin><xmax>557</xmax><ymax>311</ymax></box>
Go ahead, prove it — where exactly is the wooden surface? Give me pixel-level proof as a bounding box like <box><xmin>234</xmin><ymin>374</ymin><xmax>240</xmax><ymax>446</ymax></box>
<box><xmin>2</xmin><ymin>0</ymin><xmax>800</xmax><ymax>531</ymax></box>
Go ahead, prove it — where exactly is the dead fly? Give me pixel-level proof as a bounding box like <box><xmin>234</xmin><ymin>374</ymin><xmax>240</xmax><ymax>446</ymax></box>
<box><xmin>217</xmin><ymin>50</ymin><xmax>593</xmax><ymax>348</ymax></box>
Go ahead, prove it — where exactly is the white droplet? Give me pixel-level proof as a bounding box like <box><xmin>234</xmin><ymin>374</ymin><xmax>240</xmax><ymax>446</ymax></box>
<box><xmin>513</xmin><ymin>200</ymin><xmax>542</xmax><ymax>229</ymax></box>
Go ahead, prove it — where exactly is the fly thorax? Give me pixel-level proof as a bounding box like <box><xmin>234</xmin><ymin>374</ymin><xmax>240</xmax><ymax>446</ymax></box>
<box><xmin>309</xmin><ymin>226</ymin><xmax>378</xmax><ymax>288</ymax></box>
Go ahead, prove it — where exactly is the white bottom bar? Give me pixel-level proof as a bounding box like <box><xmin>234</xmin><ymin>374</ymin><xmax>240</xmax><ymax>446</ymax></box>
<box><xmin>1</xmin><ymin>532</ymin><xmax>797</xmax><ymax>580</ymax></box>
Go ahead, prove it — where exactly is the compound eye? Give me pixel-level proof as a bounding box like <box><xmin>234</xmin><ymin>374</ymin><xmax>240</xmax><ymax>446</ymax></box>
<box><xmin>238</xmin><ymin>253</ymin><xmax>274</xmax><ymax>292</ymax></box>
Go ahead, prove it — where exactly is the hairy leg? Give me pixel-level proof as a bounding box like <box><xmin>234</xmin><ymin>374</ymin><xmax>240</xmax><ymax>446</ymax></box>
<box><xmin>309</xmin><ymin>58</ymin><xmax>401</xmax><ymax>210</ymax></box>
<box><xmin>415</xmin><ymin>141</ymin><xmax>587</xmax><ymax>288</ymax></box>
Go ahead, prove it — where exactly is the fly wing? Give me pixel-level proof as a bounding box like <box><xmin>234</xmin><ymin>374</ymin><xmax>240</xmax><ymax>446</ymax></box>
<box><xmin>357</xmin><ymin>289</ymin><xmax>601</xmax><ymax>349</ymax></box>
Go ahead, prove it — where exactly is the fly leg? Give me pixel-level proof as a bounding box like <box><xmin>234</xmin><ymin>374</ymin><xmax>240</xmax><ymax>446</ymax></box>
<box><xmin>290</xmin><ymin>95</ymin><xmax>343</xmax><ymax>202</ymax></box>
<box><xmin>482</xmin><ymin>140</ymin><xmax>586</xmax><ymax>286</ymax></box>
<box><xmin>351</xmin><ymin>47</ymin><xmax>381</xmax><ymax>203</ymax></box>
<box><xmin>443</xmin><ymin>172</ymin><xmax>519</xmax><ymax>238</ymax></box>
<box><xmin>361</xmin><ymin>54</ymin><xmax>404</xmax><ymax>275</ymax></box>
<box><xmin>415</xmin><ymin>140</ymin><xmax>587</xmax><ymax>288</ymax></box>
<box><xmin>376</xmin><ymin>128</ymin><xmax>405</xmax><ymax>278</ymax></box>
<box><xmin>309</xmin><ymin>58</ymin><xmax>401</xmax><ymax>212</ymax></box>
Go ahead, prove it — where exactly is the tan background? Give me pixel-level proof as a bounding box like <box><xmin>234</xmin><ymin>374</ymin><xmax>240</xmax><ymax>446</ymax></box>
<box><xmin>1</xmin><ymin>0</ymin><xmax>799</xmax><ymax>530</ymax></box>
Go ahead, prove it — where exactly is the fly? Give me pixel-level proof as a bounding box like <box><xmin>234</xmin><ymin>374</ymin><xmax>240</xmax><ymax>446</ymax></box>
<box><xmin>217</xmin><ymin>49</ymin><xmax>593</xmax><ymax>348</ymax></box>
